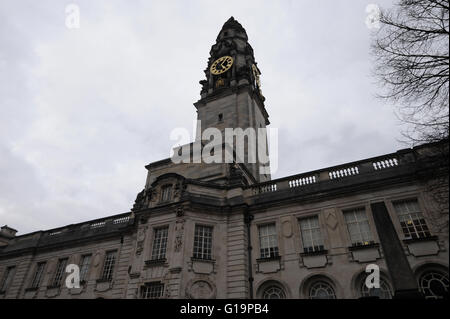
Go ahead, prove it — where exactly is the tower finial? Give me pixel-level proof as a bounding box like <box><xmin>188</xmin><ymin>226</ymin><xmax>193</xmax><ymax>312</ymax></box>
<box><xmin>221</xmin><ymin>16</ymin><xmax>245</xmax><ymax>33</ymax></box>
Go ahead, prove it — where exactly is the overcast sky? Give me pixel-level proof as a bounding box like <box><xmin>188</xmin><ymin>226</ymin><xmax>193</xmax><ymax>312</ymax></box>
<box><xmin>0</xmin><ymin>0</ymin><xmax>410</xmax><ymax>235</ymax></box>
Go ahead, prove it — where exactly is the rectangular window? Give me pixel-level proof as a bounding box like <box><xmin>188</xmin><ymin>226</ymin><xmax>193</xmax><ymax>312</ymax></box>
<box><xmin>30</xmin><ymin>262</ymin><xmax>46</xmax><ymax>289</ymax></box>
<box><xmin>0</xmin><ymin>266</ymin><xmax>15</xmax><ymax>292</ymax></box>
<box><xmin>101</xmin><ymin>251</ymin><xmax>117</xmax><ymax>282</ymax></box>
<box><xmin>141</xmin><ymin>282</ymin><xmax>164</xmax><ymax>299</ymax></box>
<box><xmin>343</xmin><ymin>207</ymin><xmax>374</xmax><ymax>246</ymax></box>
<box><xmin>300</xmin><ymin>216</ymin><xmax>324</xmax><ymax>253</ymax></box>
<box><xmin>393</xmin><ymin>199</ymin><xmax>431</xmax><ymax>239</ymax></box>
<box><xmin>258</xmin><ymin>223</ymin><xmax>279</xmax><ymax>258</ymax></box>
<box><xmin>151</xmin><ymin>227</ymin><xmax>169</xmax><ymax>260</ymax></box>
<box><xmin>193</xmin><ymin>225</ymin><xmax>213</xmax><ymax>260</ymax></box>
<box><xmin>79</xmin><ymin>255</ymin><xmax>92</xmax><ymax>282</ymax></box>
<box><xmin>160</xmin><ymin>185</ymin><xmax>172</xmax><ymax>202</ymax></box>
<box><xmin>52</xmin><ymin>258</ymin><xmax>68</xmax><ymax>287</ymax></box>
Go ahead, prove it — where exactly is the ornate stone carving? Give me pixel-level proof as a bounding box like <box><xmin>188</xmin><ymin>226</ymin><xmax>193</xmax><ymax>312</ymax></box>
<box><xmin>174</xmin><ymin>219</ymin><xmax>185</xmax><ymax>252</ymax></box>
<box><xmin>149</xmin><ymin>188</ymin><xmax>158</xmax><ymax>204</ymax></box>
<box><xmin>185</xmin><ymin>279</ymin><xmax>216</xmax><ymax>299</ymax></box>
<box><xmin>282</xmin><ymin>220</ymin><xmax>293</xmax><ymax>238</ymax></box>
<box><xmin>325</xmin><ymin>210</ymin><xmax>338</xmax><ymax>230</ymax></box>
<box><xmin>132</xmin><ymin>188</ymin><xmax>154</xmax><ymax>211</ymax></box>
<box><xmin>173</xmin><ymin>181</ymin><xmax>186</xmax><ymax>201</ymax></box>
<box><xmin>175</xmin><ymin>206</ymin><xmax>184</xmax><ymax>217</ymax></box>
<box><xmin>135</xmin><ymin>226</ymin><xmax>148</xmax><ymax>256</ymax></box>
<box><xmin>46</xmin><ymin>258</ymin><xmax>56</xmax><ymax>275</ymax></box>
<box><xmin>132</xmin><ymin>189</ymin><xmax>145</xmax><ymax>211</ymax></box>
<box><xmin>93</xmin><ymin>251</ymin><xmax>102</xmax><ymax>268</ymax></box>
<box><xmin>165</xmin><ymin>284</ymin><xmax>171</xmax><ymax>298</ymax></box>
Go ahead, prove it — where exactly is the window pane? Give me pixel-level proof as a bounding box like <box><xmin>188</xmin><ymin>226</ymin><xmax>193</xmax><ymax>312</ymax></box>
<box><xmin>141</xmin><ymin>282</ymin><xmax>165</xmax><ymax>299</ymax></box>
<box><xmin>160</xmin><ymin>185</ymin><xmax>172</xmax><ymax>202</ymax></box>
<box><xmin>393</xmin><ymin>199</ymin><xmax>430</xmax><ymax>239</ymax></box>
<box><xmin>362</xmin><ymin>278</ymin><xmax>392</xmax><ymax>299</ymax></box>
<box><xmin>152</xmin><ymin>227</ymin><xmax>169</xmax><ymax>260</ymax></box>
<box><xmin>31</xmin><ymin>262</ymin><xmax>45</xmax><ymax>289</ymax></box>
<box><xmin>300</xmin><ymin>216</ymin><xmax>324</xmax><ymax>252</ymax></box>
<box><xmin>262</xmin><ymin>285</ymin><xmax>286</xmax><ymax>299</ymax></box>
<box><xmin>419</xmin><ymin>271</ymin><xmax>449</xmax><ymax>299</ymax></box>
<box><xmin>344</xmin><ymin>208</ymin><xmax>373</xmax><ymax>246</ymax></box>
<box><xmin>258</xmin><ymin>224</ymin><xmax>278</xmax><ymax>258</ymax></box>
<box><xmin>101</xmin><ymin>251</ymin><xmax>117</xmax><ymax>281</ymax></box>
<box><xmin>0</xmin><ymin>266</ymin><xmax>15</xmax><ymax>292</ymax></box>
<box><xmin>52</xmin><ymin>258</ymin><xmax>68</xmax><ymax>287</ymax></box>
<box><xmin>309</xmin><ymin>281</ymin><xmax>336</xmax><ymax>299</ymax></box>
<box><xmin>193</xmin><ymin>225</ymin><xmax>213</xmax><ymax>260</ymax></box>
<box><xmin>79</xmin><ymin>255</ymin><xmax>91</xmax><ymax>282</ymax></box>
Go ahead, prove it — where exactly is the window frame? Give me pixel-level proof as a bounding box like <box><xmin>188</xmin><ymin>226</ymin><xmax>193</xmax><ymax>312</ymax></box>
<box><xmin>262</xmin><ymin>285</ymin><xmax>286</xmax><ymax>299</ymax></box>
<box><xmin>360</xmin><ymin>276</ymin><xmax>393</xmax><ymax>299</ymax></box>
<box><xmin>30</xmin><ymin>262</ymin><xmax>46</xmax><ymax>289</ymax></box>
<box><xmin>192</xmin><ymin>224</ymin><xmax>213</xmax><ymax>260</ymax></box>
<box><xmin>299</xmin><ymin>215</ymin><xmax>325</xmax><ymax>253</ymax></box>
<box><xmin>79</xmin><ymin>254</ymin><xmax>92</xmax><ymax>283</ymax></box>
<box><xmin>151</xmin><ymin>226</ymin><xmax>169</xmax><ymax>261</ymax></box>
<box><xmin>418</xmin><ymin>270</ymin><xmax>449</xmax><ymax>299</ymax></box>
<box><xmin>159</xmin><ymin>184</ymin><xmax>172</xmax><ymax>203</ymax></box>
<box><xmin>100</xmin><ymin>250</ymin><xmax>117</xmax><ymax>282</ymax></box>
<box><xmin>51</xmin><ymin>258</ymin><xmax>68</xmax><ymax>288</ymax></box>
<box><xmin>257</xmin><ymin>222</ymin><xmax>279</xmax><ymax>259</ymax></box>
<box><xmin>342</xmin><ymin>206</ymin><xmax>374</xmax><ymax>247</ymax></box>
<box><xmin>140</xmin><ymin>282</ymin><xmax>165</xmax><ymax>299</ymax></box>
<box><xmin>308</xmin><ymin>280</ymin><xmax>336</xmax><ymax>299</ymax></box>
<box><xmin>391</xmin><ymin>197</ymin><xmax>432</xmax><ymax>240</ymax></box>
<box><xmin>0</xmin><ymin>265</ymin><xmax>16</xmax><ymax>293</ymax></box>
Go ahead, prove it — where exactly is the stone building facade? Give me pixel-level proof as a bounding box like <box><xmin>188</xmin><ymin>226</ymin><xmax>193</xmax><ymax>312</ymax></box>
<box><xmin>0</xmin><ymin>17</ymin><xmax>448</xmax><ymax>299</ymax></box>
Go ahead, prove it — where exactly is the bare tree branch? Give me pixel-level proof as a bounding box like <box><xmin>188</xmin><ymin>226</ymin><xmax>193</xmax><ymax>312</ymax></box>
<box><xmin>372</xmin><ymin>0</ymin><xmax>449</xmax><ymax>144</ymax></box>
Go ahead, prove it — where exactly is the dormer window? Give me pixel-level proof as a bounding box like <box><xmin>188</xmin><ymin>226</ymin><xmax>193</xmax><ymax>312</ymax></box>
<box><xmin>160</xmin><ymin>185</ymin><xmax>172</xmax><ymax>203</ymax></box>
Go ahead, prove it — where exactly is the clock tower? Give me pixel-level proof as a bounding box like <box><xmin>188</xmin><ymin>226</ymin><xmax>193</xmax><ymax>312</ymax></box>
<box><xmin>194</xmin><ymin>17</ymin><xmax>271</xmax><ymax>183</ymax></box>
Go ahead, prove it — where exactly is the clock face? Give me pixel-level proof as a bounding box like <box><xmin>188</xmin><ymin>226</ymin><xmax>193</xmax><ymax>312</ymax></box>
<box><xmin>210</xmin><ymin>56</ymin><xmax>234</xmax><ymax>75</ymax></box>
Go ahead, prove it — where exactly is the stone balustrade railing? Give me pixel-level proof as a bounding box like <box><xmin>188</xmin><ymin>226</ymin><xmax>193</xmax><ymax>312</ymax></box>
<box><xmin>248</xmin><ymin>151</ymin><xmax>408</xmax><ymax>196</ymax></box>
<box><xmin>43</xmin><ymin>213</ymin><xmax>131</xmax><ymax>238</ymax></box>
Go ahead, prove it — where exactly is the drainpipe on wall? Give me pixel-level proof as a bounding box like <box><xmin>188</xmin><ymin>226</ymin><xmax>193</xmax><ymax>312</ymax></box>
<box><xmin>244</xmin><ymin>209</ymin><xmax>254</xmax><ymax>299</ymax></box>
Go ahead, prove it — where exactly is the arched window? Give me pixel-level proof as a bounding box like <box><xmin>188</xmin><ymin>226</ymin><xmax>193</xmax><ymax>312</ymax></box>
<box><xmin>419</xmin><ymin>271</ymin><xmax>449</xmax><ymax>299</ymax></box>
<box><xmin>262</xmin><ymin>285</ymin><xmax>286</xmax><ymax>299</ymax></box>
<box><xmin>361</xmin><ymin>278</ymin><xmax>393</xmax><ymax>299</ymax></box>
<box><xmin>309</xmin><ymin>281</ymin><xmax>336</xmax><ymax>299</ymax></box>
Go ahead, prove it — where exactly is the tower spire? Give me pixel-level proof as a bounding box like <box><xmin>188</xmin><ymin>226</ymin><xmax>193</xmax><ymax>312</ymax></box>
<box><xmin>199</xmin><ymin>17</ymin><xmax>265</xmax><ymax>104</ymax></box>
<box><xmin>194</xmin><ymin>18</ymin><xmax>271</xmax><ymax>182</ymax></box>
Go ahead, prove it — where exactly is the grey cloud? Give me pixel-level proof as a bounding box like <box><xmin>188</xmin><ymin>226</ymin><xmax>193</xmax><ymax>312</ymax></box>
<box><xmin>1</xmin><ymin>0</ymin><xmax>407</xmax><ymax>235</ymax></box>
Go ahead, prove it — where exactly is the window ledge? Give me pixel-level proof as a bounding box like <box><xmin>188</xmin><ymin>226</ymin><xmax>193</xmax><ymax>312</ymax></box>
<box><xmin>403</xmin><ymin>235</ymin><xmax>438</xmax><ymax>244</ymax></box>
<box><xmin>300</xmin><ymin>249</ymin><xmax>328</xmax><ymax>257</ymax></box>
<box><xmin>191</xmin><ymin>257</ymin><xmax>215</xmax><ymax>263</ymax></box>
<box><xmin>145</xmin><ymin>258</ymin><xmax>167</xmax><ymax>267</ymax></box>
<box><xmin>256</xmin><ymin>255</ymin><xmax>281</xmax><ymax>262</ymax></box>
<box><xmin>96</xmin><ymin>278</ymin><xmax>112</xmax><ymax>283</ymax></box>
<box><xmin>348</xmin><ymin>243</ymin><xmax>379</xmax><ymax>251</ymax></box>
<box><xmin>46</xmin><ymin>284</ymin><xmax>60</xmax><ymax>289</ymax></box>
